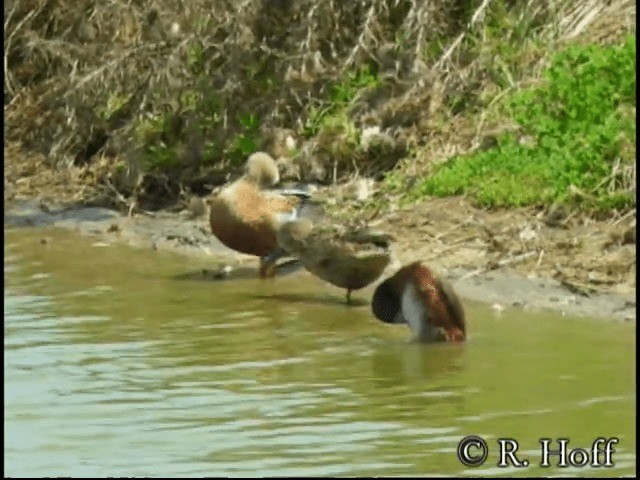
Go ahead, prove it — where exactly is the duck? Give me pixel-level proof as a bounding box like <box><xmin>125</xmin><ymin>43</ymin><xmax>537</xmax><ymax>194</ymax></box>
<box><xmin>371</xmin><ymin>261</ymin><xmax>466</xmax><ymax>343</ymax></box>
<box><xmin>272</xmin><ymin>218</ymin><xmax>393</xmax><ymax>303</ymax></box>
<box><xmin>208</xmin><ymin>152</ymin><xmax>316</xmax><ymax>278</ymax></box>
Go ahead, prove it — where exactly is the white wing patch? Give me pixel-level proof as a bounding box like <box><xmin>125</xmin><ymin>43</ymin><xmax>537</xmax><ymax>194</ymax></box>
<box><xmin>401</xmin><ymin>282</ymin><xmax>425</xmax><ymax>333</ymax></box>
<box><xmin>274</xmin><ymin>208</ymin><xmax>298</xmax><ymax>224</ymax></box>
<box><xmin>401</xmin><ymin>282</ymin><xmax>441</xmax><ymax>341</ymax></box>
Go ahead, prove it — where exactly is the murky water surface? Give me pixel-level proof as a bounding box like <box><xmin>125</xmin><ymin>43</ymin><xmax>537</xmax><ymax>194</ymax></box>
<box><xmin>4</xmin><ymin>227</ymin><xmax>636</xmax><ymax>477</ymax></box>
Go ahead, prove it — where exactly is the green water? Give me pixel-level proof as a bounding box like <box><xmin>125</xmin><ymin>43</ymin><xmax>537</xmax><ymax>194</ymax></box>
<box><xmin>4</xmin><ymin>227</ymin><xmax>636</xmax><ymax>477</ymax></box>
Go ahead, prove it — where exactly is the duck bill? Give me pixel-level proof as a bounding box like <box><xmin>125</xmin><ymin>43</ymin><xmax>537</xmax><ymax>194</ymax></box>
<box><xmin>444</xmin><ymin>327</ymin><xmax>465</xmax><ymax>343</ymax></box>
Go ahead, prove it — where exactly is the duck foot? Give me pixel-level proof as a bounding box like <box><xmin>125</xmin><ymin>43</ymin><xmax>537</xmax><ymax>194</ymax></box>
<box><xmin>259</xmin><ymin>248</ymin><xmax>290</xmax><ymax>279</ymax></box>
<box><xmin>346</xmin><ymin>289</ymin><xmax>352</xmax><ymax>304</ymax></box>
<box><xmin>258</xmin><ymin>258</ymin><xmax>277</xmax><ymax>279</ymax></box>
<box><xmin>259</xmin><ymin>265</ymin><xmax>277</xmax><ymax>278</ymax></box>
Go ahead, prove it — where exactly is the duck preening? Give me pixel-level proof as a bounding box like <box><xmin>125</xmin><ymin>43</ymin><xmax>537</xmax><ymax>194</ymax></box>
<box><xmin>208</xmin><ymin>152</ymin><xmax>318</xmax><ymax>278</ymax></box>
<box><xmin>371</xmin><ymin>261</ymin><xmax>466</xmax><ymax>343</ymax></box>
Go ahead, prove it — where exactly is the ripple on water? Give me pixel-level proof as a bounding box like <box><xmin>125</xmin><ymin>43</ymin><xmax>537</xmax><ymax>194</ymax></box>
<box><xmin>4</xmin><ymin>230</ymin><xmax>637</xmax><ymax>478</ymax></box>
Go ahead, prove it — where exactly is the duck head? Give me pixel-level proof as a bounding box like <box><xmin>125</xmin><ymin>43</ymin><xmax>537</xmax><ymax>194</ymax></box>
<box><xmin>244</xmin><ymin>152</ymin><xmax>280</xmax><ymax>188</ymax></box>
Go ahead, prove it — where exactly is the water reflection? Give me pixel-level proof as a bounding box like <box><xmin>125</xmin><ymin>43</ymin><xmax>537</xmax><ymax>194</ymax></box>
<box><xmin>4</xmin><ymin>227</ymin><xmax>636</xmax><ymax>477</ymax></box>
<box><xmin>370</xmin><ymin>342</ymin><xmax>467</xmax><ymax>385</ymax></box>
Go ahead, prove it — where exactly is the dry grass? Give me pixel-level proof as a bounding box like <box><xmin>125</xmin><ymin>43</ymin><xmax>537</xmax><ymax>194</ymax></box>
<box><xmin>4</xmin><ymin>0</ymin><xmax>636</xmax><ymax>210</ymax></box>
<box><xmin>378</xmin><ymin>196</ymin><xmax>636</xmax><ymax>297</ymax></box>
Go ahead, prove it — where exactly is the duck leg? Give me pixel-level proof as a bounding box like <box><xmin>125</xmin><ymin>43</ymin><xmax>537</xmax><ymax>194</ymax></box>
<box><xmin>258</xmin><ymin>258</ymin><xmax>275</xmax><ymax>278</ymax></box>
<box><xmin>259</xmin><ymin>247</ymin><xmax>288</xmax><ymax>278</ymax></box>
<box><xmin>346</xmin><ymin>289</ymin><xmax>352</xmax><ymax>304</ymax></box>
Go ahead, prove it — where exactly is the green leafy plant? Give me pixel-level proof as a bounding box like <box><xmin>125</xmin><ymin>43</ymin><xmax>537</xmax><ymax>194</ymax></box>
<box><xmin>187</xmin><ymin>42</ymin><xmax>204</xmax><ymax>74</ymax></box>
<box><xmin>416</xmin><ymin>35</ymin><xmax>636</xmax><ymax>211</ymax></box>
<box><xmin>303</xmin><ymin>65</ymin><xmax>379</xmax><ymax>138</ymax></box>
<box><xmin>225</xmin><ymin>113</ymin><xmax>261</xmax><ymax>165</ymax></box>
<box><xmin>96</xmin><ymin>93</ymin><xmax>132</xmax><ymax>122</ymax></box>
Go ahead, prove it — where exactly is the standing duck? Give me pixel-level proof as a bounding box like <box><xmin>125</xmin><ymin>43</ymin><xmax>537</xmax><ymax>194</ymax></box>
<box><xmin>371</xmin><ymin>261</ymin><xmax>466</xmax><ymax>343</ymax></box>
<box><xmin>273</xmin><ymin>218</ymin><xmax>393</xmax><ymax>303</ymax></box>
<box><xmin>208</xmin><ymin>152</ymin><xmax>315</xmax><ymax>278</ymax></box>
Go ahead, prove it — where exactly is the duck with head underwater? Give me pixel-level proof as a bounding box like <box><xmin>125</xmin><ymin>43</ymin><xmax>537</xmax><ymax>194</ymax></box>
<box><xmin>371</xmin><ymin>261</ymin><xmax>466</xmax><ymax>343</ymax></box>
<box><xmin>208</xmin><ymin>152</ymin><xmax>320</xmax><ymax>278</ymax></box>
<box><xmin>271</xmin><ymin>217</ymin><xmax>394</xmax><ymax>304</ymax></box>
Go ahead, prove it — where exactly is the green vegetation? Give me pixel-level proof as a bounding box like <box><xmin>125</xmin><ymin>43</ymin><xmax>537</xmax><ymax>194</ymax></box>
<box><xmin>303</xmin><ymin>65</ymin><xmax>379</xmax><ymax>139</ymax></box>
<box><xmin>5</xmin><ymin>0</ymin><xmax>635</xmax><ymax>214</ymax></box>
<box><xmin>135</xmin><ymin>64</ymin><xmax>379</xmax><ymax>172</ymax></box>
<box><xmin>134</xmin><ymin>93</ymin><xmax>262</xmax><ymax>171</ymax></box>
<box><xmin>415</xmin><ymin>35</ymin><xmax>636</xmax><ymax>211</ymax></box>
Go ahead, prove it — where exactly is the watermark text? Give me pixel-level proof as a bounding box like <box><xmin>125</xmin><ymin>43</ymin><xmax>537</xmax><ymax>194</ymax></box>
<box><xmin>456</xmin><ymin>436</ymin><xmax>619</xmax><ymax>469</ymax></box>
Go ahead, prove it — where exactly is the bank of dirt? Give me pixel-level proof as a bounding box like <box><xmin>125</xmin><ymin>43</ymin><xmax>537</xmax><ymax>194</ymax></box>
<box><xmin>4</xmin><ymin>0</ymin><xmax>636</xmax><ymax>322</ymax></box>
<box><xmin>4</xmin><ymin>173</ymin><xmax>636</xmax><ymax>324</ymax></box>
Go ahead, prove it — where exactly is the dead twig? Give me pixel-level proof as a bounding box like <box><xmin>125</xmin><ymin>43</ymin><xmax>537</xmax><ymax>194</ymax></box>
<box><xmin>459</xmin><ymin>251</ymin><xmax>538</xmax><ymax>281</ymax></box>
<box><xmin>432</xmin><ymin>0</ymin><xmax>493</xmax><ymax>71</ymax></box>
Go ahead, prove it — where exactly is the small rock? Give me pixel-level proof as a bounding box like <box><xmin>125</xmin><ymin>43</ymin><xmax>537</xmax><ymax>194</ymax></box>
<box><xmin>543</xmin><ymin>205</ymin><xmax>569</xmax><ymax>228</ymax></box>
<box><xmin>359</xmin><ymin>126</ymin><xmax>396</xmax><ymax>152</ymax></box>
<box><xmin>264</xmin><ymin>127</ymin><xmax>298</xmax><ymax>159</ymax></box>
<box><xmin>214</xmin><ymin>265</ymin><xmax>233</xmax><ymax>279</ymax></box>
<box><xmin>518</xmin><ymin>224</ymin><xmax>538</xmax><ymax>243</ymax></box>
<box><xmin>340</xmin><ymin>178</ymin><xmax>375</xmax><ymax>202</ymax></box>
<box><xmin>518</xmin><ymin>135</ymin><xmax>536</xmax><ymax>147</ymax></box>
<box><xmin>169</xmin><ymin>21</ymin><xmax>181</xmax><ymax>37</ymax></box>
<box><xmin>38</xmin><ymin>201</ymin><xmax>52</xmax><ymax>213</ymax></box>
<box><xmin>107</xmin><ymin>224</ymin><xmax>120</xmax><ymax>233</ymax></box>
<box><xmin>622</xmin><ymin>227</ymin><xmax>636</xmax><ymax>245</ymax></box>
<box><xmin>491</xmin><ymin>303</ymin><xmax>505</xmax><ymax>314</ymax></box>
<box><xmin>479</xmin><ymin>135</ymin><xmax>499</xmax><ymax>150</ymax></box>
<box><xmin>201</xmin><ymin>265</ymin><xmax>233</xmax><ymax>280</ymax></box>
<box><xmin>360</xmin><ymin>126</ymin><xmax>381</xmax><ymax>149</ymax></box>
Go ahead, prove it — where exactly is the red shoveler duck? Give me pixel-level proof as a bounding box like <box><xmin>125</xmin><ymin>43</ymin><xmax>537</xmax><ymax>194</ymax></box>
<box><xmin>272</xmin><ymin>218</ymin><xmax>393</xmax><ymax>304</ymax></box>
<box><xmin>371</xmin><ymin>261</ymin><xmax>466</xmax><ymax>343</ymax></box>
<box><xmin>208</xmin><ymin>152</ymin><xmax>315</xmax><ymax>278</ymax></box>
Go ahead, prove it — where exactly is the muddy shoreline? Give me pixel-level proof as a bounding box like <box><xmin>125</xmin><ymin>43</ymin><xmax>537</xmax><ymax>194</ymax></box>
<box><xmin>5</xmin><ymin>199</ymin><xmax>636</xmax><ymax>323</ymax></box>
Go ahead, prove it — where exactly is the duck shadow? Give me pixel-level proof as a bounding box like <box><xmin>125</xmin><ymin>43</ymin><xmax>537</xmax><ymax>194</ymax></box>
<box><xmin>252</xmin><ymin>292</ymin><xmax>370</xmax><ymax>308</ymax></box>
<box><xmin>171</xmin><ymin>259</ymin><xmax>305</xmax><ymax>283</ymax></box>
<box><xmin>171</xmin><ymin>258</ymin><xmax>371</xmax><ymax>307</ymax></box>
<box><xmin>172</xmin><ymin>267</ymin><xmax>259</xmax><ymax>282</ymax></box>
